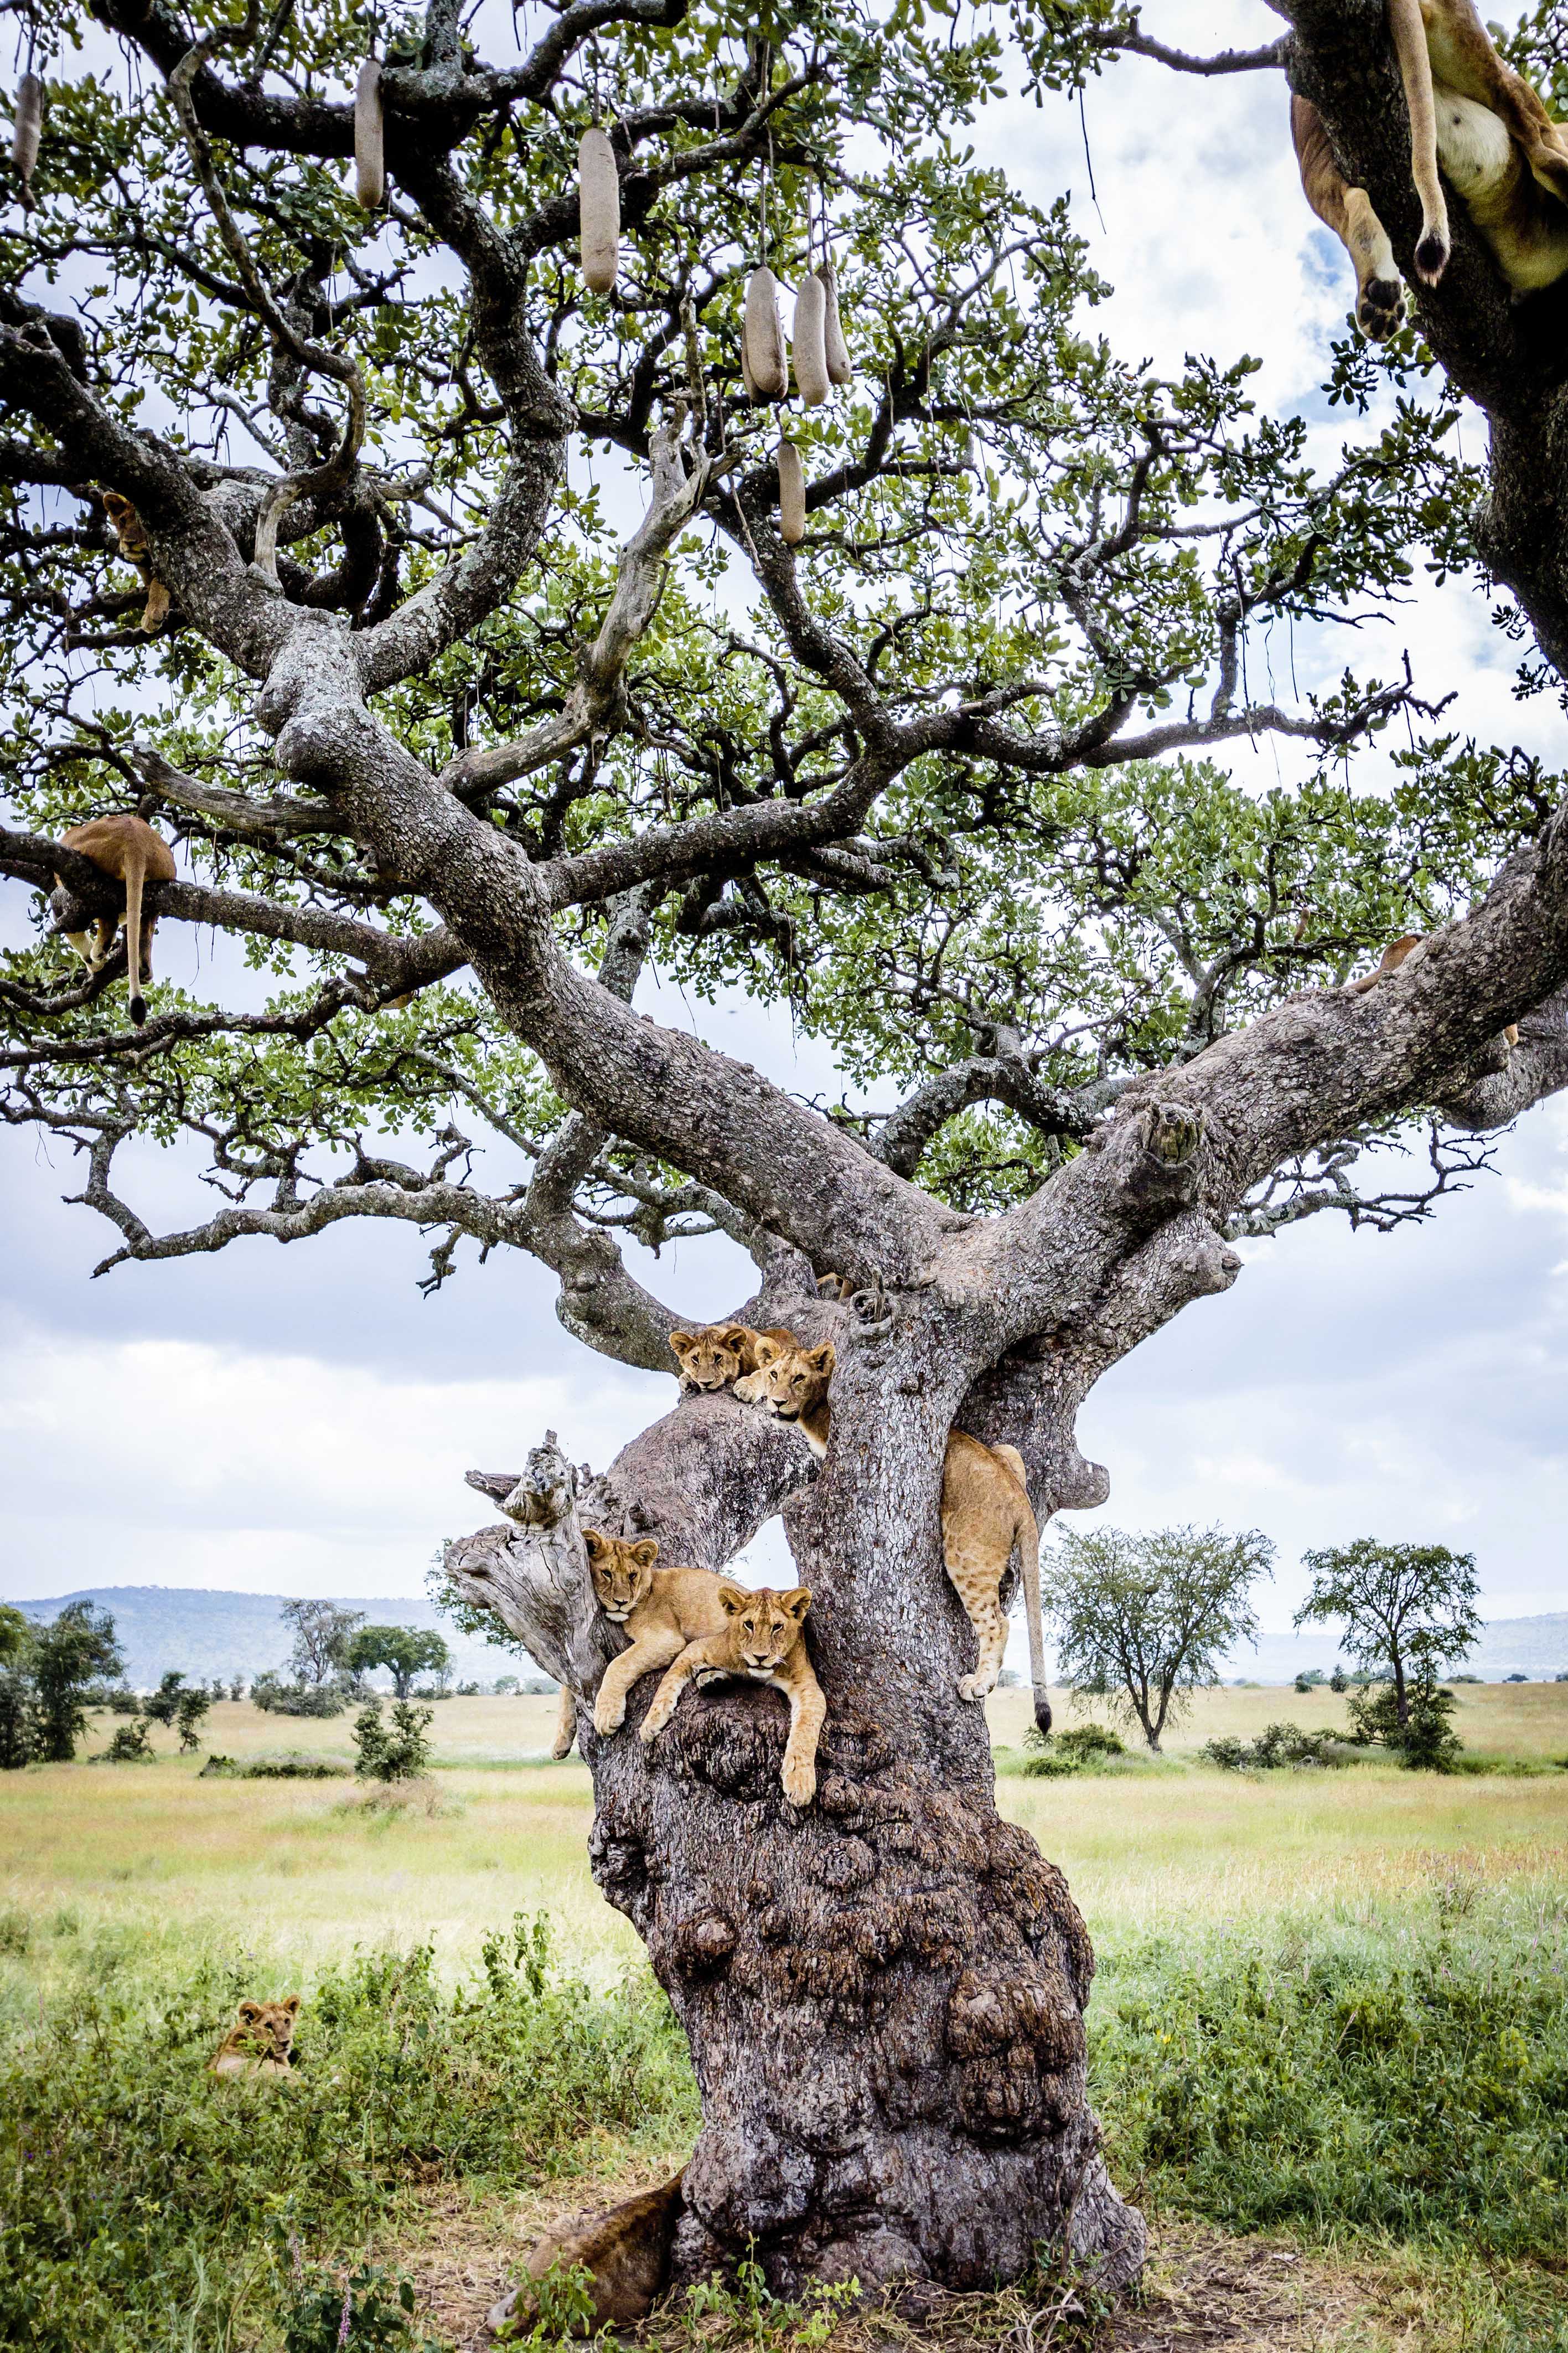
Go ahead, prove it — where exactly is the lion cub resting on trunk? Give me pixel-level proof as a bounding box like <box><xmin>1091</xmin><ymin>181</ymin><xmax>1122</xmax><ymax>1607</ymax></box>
<box><xmin>209</xmin><ymin>1995</ymin><xmax>300</xmax><ymax>2079</ymax></box>
<box><xmin>638</xmin><ymin>1580</ymin><xmax>824</xmax><ymax>1808</ymax></box>
<box><xmin>583</xmin><ymin>1531</ymin><xmax>824</xmax><ymax>1805</ymax></box>
<box><xmin>736</xmin><ymin>1336</ymin><xmax>1050</xmax><ymax>1735</ymax></box>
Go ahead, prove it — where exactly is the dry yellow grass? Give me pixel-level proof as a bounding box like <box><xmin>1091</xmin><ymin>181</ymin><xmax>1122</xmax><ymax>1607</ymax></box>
<box><xmin>0</xmin><ymin>1686</ymin><xmax>1562</xmax><ymax>1978</ymax></box>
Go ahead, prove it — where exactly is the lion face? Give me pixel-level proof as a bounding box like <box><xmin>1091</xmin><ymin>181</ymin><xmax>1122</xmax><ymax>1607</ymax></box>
<box><xmin>584</xmin><ymin>1530</ymin><xmax>659</xmax><ymax>1621</ymax></box>
<box><xmin>734</xmin><ymin>1340</ymin><xmax>834</xmax><ymax>1422</ymax></box>
<box><xmin>669</xmin><ymin>1325</ymin><xmax>749</xmax><ymax>1392</ymax></box>
<box><xmin>716</xmin><ymin>1582</ymin><xmax>813</xmax><ymax>1676</ymax></box>
<box><xmin>232</xmin><ymin>1996</ymin><xmax>300</xmax><ymax>2063</ymax></box>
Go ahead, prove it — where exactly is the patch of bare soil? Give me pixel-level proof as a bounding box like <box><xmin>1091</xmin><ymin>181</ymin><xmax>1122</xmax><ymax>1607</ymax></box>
<box><xmin>1117</xmin><ymin>2220</ymin><xmax>1374</xmax><ymax>2351</ymax></box>
<box><xmin>390</xmin><ymin>2182</ymin><xmax>1379</xmax><ymax>2353</ymax></box>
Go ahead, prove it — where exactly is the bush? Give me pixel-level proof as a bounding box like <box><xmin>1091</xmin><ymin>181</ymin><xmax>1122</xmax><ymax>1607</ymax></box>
<box><xmin>281</xmin><ymin>2266</ymin><xmax>439</xmax><ymax>2353</ymax></box>
<box><xmin>251</xmin><ymin>1671</ymin><xmax>349</xmax><ymax>1719</ymax></box>
<box><xmin>99</xmin><ymin>1718</ymin><xmax>156</xmax><ymax>1763</ymax></box>
<box><xmin>1203</xmin><ymin>1724</ymin><xmax>1354</xmax><ymax>1772</ymax></box>
<box><xmin>353</xmin><ymin>1699</ymin><xmax>433</xmax><ymax>1782</ymax></box>
<box><xmin>1020</xmin><ymin>1721</ymin><xmax>1128</xmax><ymax>1777</ymax></box>
<box><xmin>198</xmin><ymin>1754</ymin><xmax>351</xmax><ymax>1781</ymax></box>
<box><xmin>1348</xmin><ymin>1675</ymin><xmax>1464</xmax><ymax>1771</ymax></box>
<box><xmin>1057</xmin><ymin>1723</ymin><xmax>1126</xmax><ymax>1761</ymax></box>
<box><xmin>0</xmin><ymin>1913</ymin><xmax>696</xmax><ymax>2353</ymax></box>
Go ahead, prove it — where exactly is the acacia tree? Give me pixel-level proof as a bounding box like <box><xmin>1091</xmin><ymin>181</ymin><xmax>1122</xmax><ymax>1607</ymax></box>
<box><xmin>4</xmin><ymin>0</ymin><xmax>1568</xmax><ymax>2298</ymax></box>
<box><xmin>1046</xmin><ymin>1524</ymin><xmax>1274</xmax><ymax>1751</ymax></box>
<box><xmin>1296</xmin><ymin>1537</ymin><xmax>1481</xmax><ymax>1725</ymax></box>
<box><xmin>345</xmin><ymin>1623</ymin><xmax>452</xmax><ymax>1700</ymax></box>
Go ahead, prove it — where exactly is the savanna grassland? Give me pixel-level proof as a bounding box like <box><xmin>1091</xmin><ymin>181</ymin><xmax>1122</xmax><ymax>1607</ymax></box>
<box><xmin>2</xmin><ymin>1687</ymin><xmax>1565</xmax><ymax>2353</ymax></box>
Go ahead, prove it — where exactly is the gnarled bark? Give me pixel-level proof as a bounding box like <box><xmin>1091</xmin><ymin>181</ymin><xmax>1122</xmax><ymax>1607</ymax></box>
<box><xmin>447</xmin><ymin>1326</ymin><xmax>1146</xmax><ymax>2297</ymax></box>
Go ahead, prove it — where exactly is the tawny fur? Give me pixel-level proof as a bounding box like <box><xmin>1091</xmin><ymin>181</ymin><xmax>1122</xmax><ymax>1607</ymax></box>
<box><xmin>1295</xmin><ymin>0</ymin><xmax>1568</xmax><ymax>319</ymax></box>
<box><xmin>737</xmin><ymin>1339</ymin><xmax>1048</xmax><ymax>1725</ymax></box>
<box><xmin>487</xmin><ymin>2173</ymin><xmax>686</xmax><ymax>2339</ymax></box>
<box><xmin>668</xmin><ymin>1323</ymin><xmax>799</xmax><ymax>1394</ymax></box>
<box><xmin>638</xmin><ymin>1580</ymin><xmax>825</xmax><ymax>1807</ymax></box>
<box><xmin>209</xmin><ymin>1995</ymin><xmax>300</xmax><ymax>2079</ymax></box>
<box><xmin>582</xmin><ymin>1530</ymin><xmax>733</xmax><ymax>1738</ymax></box>
<box><xmin>101</xmin><ymin>491</ymin><xmax>170</xmax><ymax>632</ymax></box>
<box><xmin>54</xmin><ymin>812</ymin><xmax>177</xmax><ymax>1026</ymax></box>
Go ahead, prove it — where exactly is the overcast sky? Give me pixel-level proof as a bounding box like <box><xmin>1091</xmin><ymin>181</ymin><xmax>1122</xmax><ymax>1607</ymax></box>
<box><xmin>3</xmin><ymin>2</ymin><xmax>1563</xmax><ymax>1645</ymax></box>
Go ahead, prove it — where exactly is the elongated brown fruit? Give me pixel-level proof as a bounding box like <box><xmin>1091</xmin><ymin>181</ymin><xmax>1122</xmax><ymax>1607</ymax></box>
<box><xmin>743</xmin><ymin>266</ymin><xmax>787</xmax><ymax>403</ymax></box>
<box><xmin>816</xmin><ymin>259</ymin><xmax>852</xmax><ymax>387</ymax></box>
<box><xmin>778</xmin><ymin>437</ymin><xmax>806</xmax><ymax>545</ymax></box>
<box><xmin>579</xmin><ymin>127</ymin><xmax>619</xmax><ymax>295</ymax></box>
<box><xmin>791</xmin><ymin>273</ymin><xmax>830</xmax><ymax>406</ymax></box>
<box><xmin>354</xmin><ymin>60</ymin><xmax>385</xmax><ymax>211</ymax></box>
<box><xmin>13</xmin><ymin>73</ymin><xmax>42</xmax><ymax>194</ymax></box>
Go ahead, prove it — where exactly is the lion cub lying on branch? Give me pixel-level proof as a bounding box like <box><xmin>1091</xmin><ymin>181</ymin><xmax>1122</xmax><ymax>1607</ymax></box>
<box><xmin>1293</xmin><ymin>0</ymin><xmax>1568</xmax><ymax>341</ymax></box>
<box><xmin>734</xmin><ymin>1332</ymin><xmax>1052</xmax><ymax>1736</ymax></box>
<box><xmin>582</xmin><ymin>1531</ymin><xmax>825</xmax><ymax>1806</ymax></box>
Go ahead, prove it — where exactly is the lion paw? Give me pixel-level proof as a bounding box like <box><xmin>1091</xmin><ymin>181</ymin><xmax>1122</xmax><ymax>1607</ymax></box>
<box><xmin>781</xmin><ymin>1758</ymin><xmax>816</xmax><ymax>1807</ymax></box>
<box><xmin>593</xmin><ymin>1696</ymin><xmax>625</xmax><ymax>1737</ymax></box>
<box><xmin>551</xmin><ymin>1735</ymin><xmax>573</xmax><ymax>1760</ymax></box>
<box><xmin>958</xmin><ymin>1675</ymin><xmax>990</xmax><ymax>1704</ymax></box>
<box><xmin>639</xmin><ymin>1706</ymin><xmax>671</xmax><ymax>1745</ymax></box>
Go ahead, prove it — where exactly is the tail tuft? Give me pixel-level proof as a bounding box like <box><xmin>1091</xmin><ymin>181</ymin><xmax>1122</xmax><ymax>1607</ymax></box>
<box><xmin>1415</xmin><ymin>229</ymin><xmax>1449</xmax><ymax>285</ymax></box>
<box><xmin>1032</xmin><ymin>1688</ymin><xmax>1053</xmax><ymax>1738</ymax></box>
<box><xmin>129</xmin><ymin>994</ymin><xmax>147</xmax><ymax>1027</ymax></box>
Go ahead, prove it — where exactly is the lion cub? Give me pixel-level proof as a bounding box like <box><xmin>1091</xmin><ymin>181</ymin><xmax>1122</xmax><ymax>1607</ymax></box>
<box><xmin>669</xmin><ymin>1323</ymin><xmax>799</xmax><ymax>1393</ymax></box>
<box><xmin>737</xmin><ymin>1338</ymin><xmax>1049</xmax><ymax>1732</ymax></box>
<box><xmin>583</xmin><ymin>1530</ymin><xmax>732</xmax><ymax>1736</ymax></box>
<box><xmin>638</xmin><ymin>1582</ymin><xmax>825</xmax><ymax>1807</ymax></box>
<box><xmin>209</xmin><ymin>1994</ymin><xmax>300</xmax><ymax>2079</ymax></box>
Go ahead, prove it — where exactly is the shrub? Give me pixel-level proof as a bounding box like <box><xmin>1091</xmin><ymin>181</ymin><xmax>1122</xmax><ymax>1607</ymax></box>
<box><xmin>199</xmin><ymin>1754</ymin><xmax>351</xmax><ymax>1781</ymax></box>
<box><xmin>281</xmin><ymin>2266</ymin><xmax>439</xmax><ymax>2353</ymax></box>
<box><xmin>353</xmin><ymin>1699</ymin><xmax>433</xmax><ymax>1782</ymax></box>
<box><xmin>1348</xmin><ymin>1674</ymin><xmax>1463</xmax><ymax>1771</ymax></box>
<box><xmin>1203</xmin><ymin>1724</ymin><xmax>1353</xmax><ymax>1772</ymax></box>
<box><xmin>1056</xmin><ymin>1723</ymin><xmax>1126</xmax><ymax>1761</ymax></box>
<box><xmin>251</xmin><ymin>1671</ymin><xmax>348</xmax><ymax>1719</ymax></box>
<box><xmin>100</xmin><ymin>1717</ymin><xmax>156</xmax><ymax>1763</ymax></box>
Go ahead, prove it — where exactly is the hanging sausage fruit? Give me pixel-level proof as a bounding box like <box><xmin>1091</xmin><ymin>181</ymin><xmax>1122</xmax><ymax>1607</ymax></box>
<box><xmin>12</xmin><ymin>70</ymin><xmax>42</xmax><ymax>199</ymax></box>
<box><xmin>743</xmin><ymin>265</ymin><xmax>788</xmax><ymax>403</ymax></box>
<box><xmin>816</xmin><ymin>259</ymin><xmax>852</xmax><ymax>388</ymax></box>
<box><xmin>579</xmin><ymin>127</ymin><xmax>620</xmax><ymax>295</ymax></box>
<box><xmin>791</xmin><ymin>272</ymin><xmax>830</xmax><ymax>407</ymax></box>
<box><xmin>778</xmin><ymin>438</ymin><xmax>806</xmax><ymax>545</ymax></box>
<box><xmin>354</xmin><ymin>59</ymin><xmax>385</xmax><ymax>211</ymax></box>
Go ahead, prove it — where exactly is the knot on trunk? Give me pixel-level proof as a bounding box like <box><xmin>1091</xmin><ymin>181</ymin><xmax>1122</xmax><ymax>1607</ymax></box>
<box><xmin>646</xmin><ymin>1681</ymin><xmax>798</xmax><ymax>1802</ymax></box>
<box><xmin>501</xmin><ymin>1433</ymin><xmax>577</xmax><ymax>1527</ymax></box>
<box><xmin>661</xmin><ymin>1908</ymin><xmax>738</xmax><ymax>1979</ymax></box>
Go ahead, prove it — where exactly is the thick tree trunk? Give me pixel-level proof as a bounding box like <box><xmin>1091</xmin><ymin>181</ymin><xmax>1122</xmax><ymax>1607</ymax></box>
<box><xmin>448</xmin><ymin>1328</ymin><xmax>1146</xmax><ymax>2298</ymax></box>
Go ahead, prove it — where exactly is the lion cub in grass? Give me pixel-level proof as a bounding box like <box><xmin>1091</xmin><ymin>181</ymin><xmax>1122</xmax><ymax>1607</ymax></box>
<box><xmin>638</xmin><ymin>1581</ymin><xmax>824</xmax><ymax>1808</ymax></box>
<box><xmin>737</xmin><ymin>1334</ymin><xmax>1049</xmax><ymax>1731</ymax></box>
<box><xmin>583</xmin><ymin>1530</ymin><xmax>733</xmax><ymax>1737</ymax></box>
<box><xmin>209</xmin><ymin>1995</ymin><xmax>300</xmax><ymax>2079</ymax></box>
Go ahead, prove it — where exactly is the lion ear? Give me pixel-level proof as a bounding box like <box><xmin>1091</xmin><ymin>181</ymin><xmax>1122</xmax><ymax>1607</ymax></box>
<box><xmin>631</xmin><ymin>1540</ymin><xmax>659</xmax><ymax>1569</ymax></box>
<box><xmin>806</xmin><ymin>1343</ymin><xmax>836</xmax><ymax>1375</ymax></box>
<box><xmin>751</xmin><ymin>1337</ymin><xmax>783</xmax><ymax>1368</ymax></box>
<box><xmin>717</xmin><ymin>1324</ymin><xmax>749</xmax><ymax>1348</ymax></box>
<box><xmin>583</xmin><ymin>1529</ymin><xmax>608</xmax><ymax>1560</ymax></box>
<box><xmin>781</xmin><ymin>1588</ymin><xmax>813</xmax><ymax>1624</ymax></box>
<box><xmin>239</xmin><ymin>2001</ymin><xmax>262</xmax><ymax>2022</ymax></box>
<box><xmin>669</xmin><ymin>1332</ymin><xmax>696</xmax><ymax>1360</ymax></box>
<box><xmin>282</xmin><ymin>1994</ymin><xmax>302</xmax><ymax>2016</ymax></box>
<box><xmin>717</xmin><ymin>1581</ymin><xmax>748</xmax><ymax>1616</ymax></box>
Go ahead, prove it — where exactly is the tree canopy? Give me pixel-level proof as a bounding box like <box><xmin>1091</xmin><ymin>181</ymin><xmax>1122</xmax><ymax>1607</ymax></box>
<box><xmin>1296</xmin><ymin>1535</ymin><xmax>1481</xmax><ymax>1722</ymax></box>
<box><xmin>2</xmin><ymin>1</ymin><xmax>1565</xmax><ymax>1345</ymax></box>
<box><xmin>345</xmin><ymin>1622</ymin><xmax>451</xmax><ymax>1699</ymax></box>
<box><xmin>1046</xmin><ymin>1521</ymin><xmax>1274</xmax><ymax>1750</ymax></box>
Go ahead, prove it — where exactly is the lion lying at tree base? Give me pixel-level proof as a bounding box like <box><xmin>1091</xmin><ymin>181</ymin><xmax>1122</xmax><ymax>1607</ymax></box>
<box><xmin>487</xmin><ymin>2171</ymin><xmax>686</xmax><ymax>2339</ymax></box>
